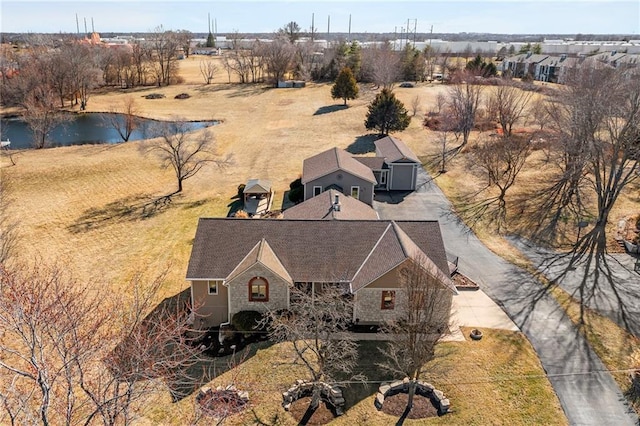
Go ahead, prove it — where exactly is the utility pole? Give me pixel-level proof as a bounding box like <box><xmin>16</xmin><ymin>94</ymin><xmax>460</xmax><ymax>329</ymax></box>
<box><xmin>406</xmin><ymin>19</ymin><xmax>410</xmax><ymax>47</ymax></box>
<box><xmin>413</xmin><ymin>19</ymin><xmax>417</xmax><ymax>46</ymax></box>
<box><xmin>327</xmin><ymin>15</ymin><xmax>330</xmax><ymax>38</ymax></box>
<box><xmin>348</xmin><ymin>14</ymin><xmax>351</xmax><ymax>40</ymax></box>
<box><xmin>75</xmin><ymin>13</ymin><xmax>80</xmax><ymax>37</ymax></box>
<box><xmin>91</xmin><ymin>17</ymin><xmax>95</xmax><ymax>34</ymax></box>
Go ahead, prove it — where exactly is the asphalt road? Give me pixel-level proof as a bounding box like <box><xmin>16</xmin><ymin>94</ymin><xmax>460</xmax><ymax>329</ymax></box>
<box><xmin>373</xmin><ymin>169</ymin><xmax>639</xmax><ymax>426</ymax></box>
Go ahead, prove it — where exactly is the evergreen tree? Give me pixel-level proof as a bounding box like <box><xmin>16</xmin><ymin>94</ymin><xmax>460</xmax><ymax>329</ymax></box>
<box><xmin>364</xmin><ymin>88</ymin><xmax>410</xmax><ymax>136</ymax></box>
<box><xmin>466</xmin><ymin>55</ymin><xmax>497</xmax><ymax>77</ymax></box>
<box><xmin>331</xmin><ymin>67</ymin><xmax>359</xmax><ymax>106</ymax></box>
<box><xmin>346</xmin><ymin>41</ymin><xmax>362</xmax><ymax>78</ymax></box>
<box><xmin>206</xmin><ymin>32</ymin><xmax>215</xmax><ymax>48</ymax></box>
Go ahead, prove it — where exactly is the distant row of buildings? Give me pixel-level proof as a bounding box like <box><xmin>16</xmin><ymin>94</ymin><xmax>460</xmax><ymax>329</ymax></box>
<box><xmin>501</xmin><ymin>51</ymin><xmax>640</xmax><ymax>83</ymax></box>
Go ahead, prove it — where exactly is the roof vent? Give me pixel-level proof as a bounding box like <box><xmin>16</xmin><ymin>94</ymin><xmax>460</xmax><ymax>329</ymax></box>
<box><xmin>333</xmin><ymin>194</ymin><xmax>341</xmax><ymax>212</ymax></box>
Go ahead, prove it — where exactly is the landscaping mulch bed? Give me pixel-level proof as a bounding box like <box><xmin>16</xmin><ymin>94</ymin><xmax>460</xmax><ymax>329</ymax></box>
<box><xmin>381</xmin><ymin>392</ymin><xmax>439</xmax><ymax>419</ymax></box>
<box><xmin>452</xmin><ymin>272</ymin><xmax>479</xmax><ymax>290</ymax></box>
<box><xmin>288</xmin><ymin>396</ymin><xmax>337</xmax><ymax>426</ymax></box>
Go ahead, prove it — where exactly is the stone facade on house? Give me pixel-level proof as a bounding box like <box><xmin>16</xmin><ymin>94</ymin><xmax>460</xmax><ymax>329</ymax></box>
<box><xmin>227</xmin><ymin>263</ymin><xmax>290</xmax><ymax>319</ymax></box>
<box><xmin>355</xmin><ymin>288</ymin><xmax>407</xmax><ymax>324</ymax></box>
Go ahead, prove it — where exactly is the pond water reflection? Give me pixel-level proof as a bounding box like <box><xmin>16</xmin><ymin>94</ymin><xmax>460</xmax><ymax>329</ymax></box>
<box><xmin>0</xmin><ymin>113</ymin><xmax>218</xmax><ymax>149</ymax></box>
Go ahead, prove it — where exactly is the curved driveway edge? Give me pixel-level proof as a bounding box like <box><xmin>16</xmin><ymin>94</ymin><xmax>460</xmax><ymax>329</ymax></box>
<box><xmin>373</xmin><ymin>169</ymin><xmax>639</xmax><ymax>426</ymax></box>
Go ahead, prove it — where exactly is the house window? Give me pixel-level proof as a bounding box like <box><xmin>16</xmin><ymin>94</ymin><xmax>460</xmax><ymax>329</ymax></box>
<box><xmin>313</xmin><ymin>186</ymin><xmax>322</xmax><ymax>196</ymax></box>
<box><xmin>350</xmin><ymin>186</ymin><xmax>360</xmax><ymax>200</ymax></box>
<box><xmin>208</xmin><ymin>280</ymin><xmax>222</xmax><ymax>295</ymax></box>
<box><xmin>249</xmin><ymin>277</ymin><xmax>269</xmax><ymax>302</ymax></box>
<box><xmin>381</xmin><ymin>291</ymin><xmax>396</xmax><ymax>310</ymax></box>
<box><xmin>379</xmin><ymin>171</ymin><xmax>387</xmax><ymax>185</ymax></box>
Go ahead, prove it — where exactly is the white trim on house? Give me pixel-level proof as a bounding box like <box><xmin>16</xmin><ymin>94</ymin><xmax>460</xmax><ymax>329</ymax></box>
<box><xmin>186</xmin><ymin>276</ymin><xmax>227</xmax><ymax>281</ymax></box>
<box><xmin>350</xmin><ymin>186</ymin><xmax>360</xmax><ymax>200</ymax></box>
<box><xmin>208</xmin><ymin>280</ymin><xmax>222</xmax><ymax>295</ymax></box>
<box><xmin>313</xmin><ymin>185</ymin><xmax>322</xmax><ymax>196</ymax></box>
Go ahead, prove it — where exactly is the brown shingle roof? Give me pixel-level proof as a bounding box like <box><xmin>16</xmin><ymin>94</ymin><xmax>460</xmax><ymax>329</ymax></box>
<box><xmin>186</xmin><ymin>219</ymin><xmax>450</xmax><ymax>291</ymax></box>
<box><xmin>375</xmin><ymin>136</ymin><xmax>420</xmax><ymax>163</ymax></box>
<box><xmin>283</xmin><ymin>189</ymin><xmax>379</xmax><ymax>220</ymax></box>
<box><xmin>302</xmin><ymin>147</ymin><xmax>376</xmax><ymax>184</ymax></box>
<box><xmin>226</xmin><ymin>239</ymin><xmax>292</xmax><ymax>283</ymax></box>
<box><xmin>353</xmin><ymin>156</ymin><xmax>386</xmax><ymax>170</ymax></box>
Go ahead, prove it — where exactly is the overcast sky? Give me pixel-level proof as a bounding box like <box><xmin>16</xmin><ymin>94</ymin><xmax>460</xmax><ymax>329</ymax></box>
<box><xmin>2</xmin><ymin>0</ymin><xmax>639</xmax><ymax>35</ymax></box>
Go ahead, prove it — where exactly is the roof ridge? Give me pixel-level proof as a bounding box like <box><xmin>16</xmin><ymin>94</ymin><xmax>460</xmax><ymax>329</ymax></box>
<box><xmin>350</xmin><ymin>223</ymin><xmax>393</xmax><ymax>290</ymax></box>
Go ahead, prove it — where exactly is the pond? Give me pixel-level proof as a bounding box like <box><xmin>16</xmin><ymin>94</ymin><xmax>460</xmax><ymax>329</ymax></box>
<box><xmin>0</xmin><ymin>113</ymin><xmax>219</xmax><ymax>149</ymax></box>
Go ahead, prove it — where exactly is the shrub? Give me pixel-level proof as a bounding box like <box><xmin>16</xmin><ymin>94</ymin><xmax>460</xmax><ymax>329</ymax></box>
<box><xmin>288</xmin><ymin>177</ymin><xmax>304</xmax><ymax>204</ymax></box>
<box><xmin>232</xmin><ymin>311</ymin><xmax>264</xmax><ymax>338</ymax></box>
<box><xmin>635</xmin><ymin>215</ymin><xmax>640</xmax><ymax>230</ymax></box>
<box><xmin>237</xmin><ymin>183</ymin><xmax>246</xmax><ymax>199</ymax></box>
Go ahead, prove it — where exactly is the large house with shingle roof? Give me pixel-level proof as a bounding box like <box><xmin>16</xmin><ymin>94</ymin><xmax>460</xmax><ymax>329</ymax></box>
<box><xmin>186</xmin><ymin>218</ymin><xmax>456</xmax><ymax>328</ymax></box>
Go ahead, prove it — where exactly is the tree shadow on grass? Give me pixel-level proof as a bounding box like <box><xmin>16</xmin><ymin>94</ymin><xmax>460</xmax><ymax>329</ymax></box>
<box><xmin>346</xmin><ymin>134</ymin><xmax>378</xmax><ymax>155</ymax></box>
<box><xmin>225</xmin><ymin>84</ymin><xmax>271</xmax><ymax>98</ymax></box>
<box><xmin>313</xmin><ymin>105</ymin><xmax>348</xmax><ymax>116</ymax></box>
<box><xmin>68</xmin><ymin>193</ymin><xmax>207</xmax><ymax>233</ymax></box>
<box><xmin>111</xmin><ymin>287</ymin><xmax>272</xmax><ymax>403</ymax></box>
<box><xmin>227</xmin><ymin>194</ymin><xmax>244</xmax><ymax>217</ymax></box>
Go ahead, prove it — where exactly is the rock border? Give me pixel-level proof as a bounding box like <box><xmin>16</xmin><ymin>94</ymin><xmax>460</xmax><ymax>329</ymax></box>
<box><xmin>282</xmin><ymin>380</ymin><xmax>345</xmax><ymax>416</ymax></box>
<box><xmin>196</xmin><ymin>385</ymin><xmax>249</xmax><ymax>418</ymax></box>
<box><xmin>374</xmin><ymin>378</ymin><xmax>451</xmax><ymax>416</ymax></box>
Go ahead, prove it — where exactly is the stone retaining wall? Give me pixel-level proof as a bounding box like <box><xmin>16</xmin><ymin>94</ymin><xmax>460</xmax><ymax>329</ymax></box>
<box><xmin>374</xmin><ymin>378</ymin><xmax>451</xmax><ymax>415</ymax></box>
<box><xmin>282</xmin><ymin>380</ymin><xmax>345</xmax><ymax>415</ymax></box>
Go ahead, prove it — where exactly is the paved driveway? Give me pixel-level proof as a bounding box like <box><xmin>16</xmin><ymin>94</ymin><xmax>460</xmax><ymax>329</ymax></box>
<box><xmin>508</xmin><ymin>237</ymin><xmax>640</xmax><ymax>339</ymax></box>
<box><xmin>374</xmin><ymin>169</ymin><xmax>639</xmax><ymax>426</ymax></box>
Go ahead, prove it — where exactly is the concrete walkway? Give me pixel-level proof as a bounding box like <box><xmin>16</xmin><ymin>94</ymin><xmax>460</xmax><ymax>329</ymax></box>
<box><xmin>451</xmin><ymin>289</ymin><xmax>519</xmax><ymax>332</ymax></box>
<box><xmin>374</xmin><ymin>169</ymin><xmax>639</xmax><ymax>426</ymax></box>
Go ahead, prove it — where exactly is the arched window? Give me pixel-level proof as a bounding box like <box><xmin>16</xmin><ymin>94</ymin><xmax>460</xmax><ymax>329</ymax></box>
<box><xmin>249</xmin><ymin>276</ymin><xmax>269</xmax><ymax>302</ymax></box>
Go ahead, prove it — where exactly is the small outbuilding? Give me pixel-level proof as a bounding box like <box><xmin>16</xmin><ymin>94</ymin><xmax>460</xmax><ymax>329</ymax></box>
<box><xmin>243</xmin><ymin>179</ymin><xmax>273</xmax><ymax>216</ymax></box>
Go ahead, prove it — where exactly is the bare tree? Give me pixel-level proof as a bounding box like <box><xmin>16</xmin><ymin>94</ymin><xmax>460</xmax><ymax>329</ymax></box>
<box><xmin>464</xmin><ymin>135</ymin><xmax>532</xmax><ymax>232</ymax></box>
<box><xmin>105</xmin><ymin>96</ymin><xmax>139</xmax><ymax>142</ymax></box>
<box><xmin>22</xmin><ymin>89</ymin><xmax>68</xmax><ymax>149</ymax></box>
<box><xmin>378</xmin><ymin>253</ymin><xmax>453</xmax><ymax>414</ymax></box>
<box><xmin>150</xmin><ymin>26</ymin><xmax>182</xmax><ymax>86</ymax></box>
<box><xmin>199</xmin><ymin>58</ymin><xmax>218</xmax><ymax>84</ymax></box>
<box><xmin>265</xmin><ymin>285</ymin><xmax>363</xmax><ymax>412</ymax></box>
<box><xmin>446</xmin><ymin>72</ymin><xmax>483</xmax><ymax>148</ymax></box>
<box><xmin>0</xmin><ymin>179</ymin><xmax>18</xmax><ymax>265</ymax></box>
<box><xmin>261</xmin><ymin>36</ymin><xmax>294</xmax><ymax>87</ymax></box>
<box><xmin>0</xmin><ymin>264</ymin><xmax>206</xmax><ymax>426</ymax></box>
<box><xmin>527</xmin><ymin>68</ymin><xmax>640</xmax><ymax>330</ymax></box>
<box><xmin>488</xmin><ymin>82</ymin><xmax>534</xmax><ymax>137</ymax></box>
<box><xmin>146</xmin><ymin>120</ymin><xmax>231</xmax><ymax>195</ymax></box>
<box><xmin>528</xmin><ymin>97</ymin><xmax>551</xmax><ymax>131</ymax></box>
<box><xmin>364</xmin><ymin>42</ymin><xmax>400</xmax><ymax>90</ymax></box>
<box><xmin>278</xmin><ymin>21</ymin><xmax>302</xmax><ymax>43</ymax></box>
<box><xmin>410</xmin><ymin>95</ymin><xmax>421</xmax><ymax>117</ymax></box>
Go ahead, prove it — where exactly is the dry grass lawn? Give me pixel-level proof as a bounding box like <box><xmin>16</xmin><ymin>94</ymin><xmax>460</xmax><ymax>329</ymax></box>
<box><xmin>144</xmin><ymin>330</ymin><xmax>566</xmax><ymax>425</ymax></box>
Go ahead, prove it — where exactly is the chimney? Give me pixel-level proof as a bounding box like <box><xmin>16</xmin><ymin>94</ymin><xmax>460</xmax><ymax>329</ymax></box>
<box><xmin>333</xmin><ymin>194</ymin><xmax>341</xmax><ymax>211</ymax></box>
